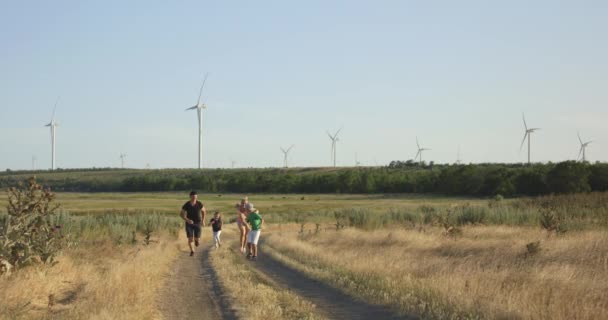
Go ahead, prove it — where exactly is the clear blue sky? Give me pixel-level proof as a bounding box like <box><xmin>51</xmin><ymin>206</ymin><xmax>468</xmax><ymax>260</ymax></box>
<box><xmin>1</xmin><ymin>1</ymin><xmax>606</xmax><ymax>170</ymax></box>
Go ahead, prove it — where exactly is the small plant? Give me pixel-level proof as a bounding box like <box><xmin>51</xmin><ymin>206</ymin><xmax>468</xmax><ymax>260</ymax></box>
<box><xmin>525</xmin><ymin>241</ymin><xmax>541</xmax><ymax>257</ymax></box>
<box><xmin>435</xmin><ymin>210</ymin><xmax>462</xmax><ymax>238</ymax></box>
<box><xmin>142</xmin><ymin>220</ymin><xmax>154</xmax><ymax>245</ymax></box>
<box><xmin>540</xmin><ymin>207</ymin><xmax>565</xmax><ymax>234</ymax></box>
<box><xmin>130</xmin><ymin>231</ymin><xmax>138</xmax><ymax>245</ymax></box>
<box><xmin>334</xmin><ymin>211</ymin><xmax>347</xmax><ymax>230</ymax></box>
<box><xmin>488</xmin><ymin>194</ymin><xmax>504</xmax><ymax>208</ymax></box>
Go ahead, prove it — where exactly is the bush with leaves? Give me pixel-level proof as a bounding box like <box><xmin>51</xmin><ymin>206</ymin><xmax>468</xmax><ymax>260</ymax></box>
<box><xmin>0</xmin><ymin>177</ymin><xmax>66</xmax><ymax>274</ymax></box>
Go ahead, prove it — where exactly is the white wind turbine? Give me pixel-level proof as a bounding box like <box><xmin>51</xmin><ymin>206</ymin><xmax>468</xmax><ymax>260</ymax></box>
<box><xmin>120</xmin><ymin>153</ymin><xmax>127</xmax><ymax>169</ymax></box>
<box><xmin>520</xmin><ymin>113</ymin><xmax>540</xmax><ymax>165</ymax></box>
<box><xmin>45</xmin><ymin>97</ymin><xmax>60</xmax><ymax>170</ymax></box>
<box><xmin>280</xmin><ymin>145</ymin><xmax>294</xmax><ymax>168</ymax></box>
<box><xmin>414</xmin><ymin>137</ymin><xmax>430</xmax><ymax>166</ymax></box>
<box><xmin>185</xmin><ymin>73</ymin><xmax>209</xmax><ymax>169</ymax></box>
<box><xmin>577</xmin><ymin>132</ymin><xmax>593</xmax><ymax>162</ymax></box>
<box><xmin>327</xmin><ymin>128</ymin><xmax>342</xmax><ymax>167</ymax></box>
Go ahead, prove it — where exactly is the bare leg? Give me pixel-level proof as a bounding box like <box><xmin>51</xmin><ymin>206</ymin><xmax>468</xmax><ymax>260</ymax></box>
<box><xmin>252</xmin><ymin>244</ymin><xmax>258</xmax><ymax>257</ymax></box>
<box><xmin>188</xmin><ymin>238</ymin><xmax>194</xmax><ymax>255</ymax></box>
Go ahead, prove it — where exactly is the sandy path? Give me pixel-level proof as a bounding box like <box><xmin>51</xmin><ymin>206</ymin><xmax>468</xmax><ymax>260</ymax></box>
<box><xmin>158</xmin><ymin>244</ymin><xmax>237</xmax><ymax>320</ymax></box>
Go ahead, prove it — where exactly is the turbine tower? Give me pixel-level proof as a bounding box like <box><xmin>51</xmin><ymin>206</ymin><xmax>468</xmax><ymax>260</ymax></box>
<box><xmin>280</xmin><ymin>145</ymin><xmax>294</xmax><ymax>168</ymax></box>
<box><xmin>415</xmin><ymin>137</ymin><xmax>430</xmax><ymax>166</ymax></box>
<box><xmin>185</xmin><ymin>73</ymin><xmax>209</xmax><ymax>169</ymax></box>
<box><xmin>455</xmin><ymin>145</ymin><xmax>462</xmax><ymax>164</ymax></box>
<box><xmin>520</xmin><ymin>113</ymin><xmax>541</xmax><ymax>165</ymax></box>
<box><xmin>120</xmin><ymin>153</ymin><xmax>127</xmax><ymax>169</ymax></box>
<box><xmin>45</xmin><ymin>97</ymin><xmax>60</xmax><ymax>171</ymax></box>
<box><xmin>577</xmin><ymin>132</ymin><xmax>593</xmax><ymax>162</ymax></box>
<box><xmin>326</xmin><ymin>128</ymin><xmax>342</xmax><ymax>167</ymax></box>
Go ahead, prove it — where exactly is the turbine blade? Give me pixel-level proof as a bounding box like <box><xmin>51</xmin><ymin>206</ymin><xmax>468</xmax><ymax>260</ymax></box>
<box><xmin>327</xmin><ymin>131</ymin><xmax>334</xmax><ymax>140</ymax></box>
<box><xmin>522</xmin><ymin>113</ymin><xmax>528</xmax><ymax>131</ymax></box>
<box><xmin>578</xmin><ymin>146</ymin><xmax>583</xmax><ymax>160</ymax></box>
<box><xmin>578</xmin><ymin>132</ymin><xmax>583</xmax><ymax>145</ymax></box>
<box><xmin>185</xmin><ymin>106</ymin><xmax>198</xmax><ymax>111</ymax></box>
<box><xmin>287</xmin><ymin>145</ymin><xmax>294</xmax><ymax>152</ymax></box>
<box><xmin>197</xmin><ymin>73</ymin><xmax>209</xmax><ymax>105</ymax></box>
<box><xmin>335</xmin><ymin>127</ymin><xmax>343</xmax><ymax>138</ymax></box>
<box><xmin>520</xmin><ymin>132</ymin><xmax>528</xmax><ymax>150</ymax></box>
<box><xmin>51</xmin><ymin>96</ymin><xmax>60</xmax><ymax>121</ymax></box>
<box><xmin>415</xmin><ymin>150</ymin><xmax>420</xmax><ymax>159</ymax></box>
<box><xmin>416</xmin><ymin>137</ymin><xmax>420</xmax><ymax>149</ymax></box>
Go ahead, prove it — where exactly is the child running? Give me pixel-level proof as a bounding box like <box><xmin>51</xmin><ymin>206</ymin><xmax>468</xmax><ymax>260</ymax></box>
<box><xmin>209</xmin><ymin>211</ymin><xmax>223</xmax><ymax>249</ymax></box>
<box><xmin>245</xmin><ymin>203</ymin><xmax>264</xmax><ymax>261</ymax></box>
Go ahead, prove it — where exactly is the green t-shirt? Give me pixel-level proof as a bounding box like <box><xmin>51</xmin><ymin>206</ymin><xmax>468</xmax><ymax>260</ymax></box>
<box><xmin>247</xmin><ymin>211</ymin><xmax>263</xmax><ymax>230</ymax></box>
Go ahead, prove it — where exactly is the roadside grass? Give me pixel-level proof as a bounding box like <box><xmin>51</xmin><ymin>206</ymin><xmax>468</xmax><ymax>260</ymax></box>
<box><xmin>208</xmin><ymin>227</ymin><xmax>326</xmax><ymax>320</ymax></box>
<box><xmin>264</xmin><ymin>225</ymin><xmax>608</xmax><ymax>320</ymax></box>
<box><xmin>0</xmin><ymin>213</ymin><xmax>180</xmax><ymax>320</ymax></box>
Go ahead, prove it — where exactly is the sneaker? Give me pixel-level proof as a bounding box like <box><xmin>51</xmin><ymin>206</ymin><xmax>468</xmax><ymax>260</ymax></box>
<box><xmin>190</xmin><ymin>251</ymin><xmax>194</xmax><ymax>257</ymax></box>
<box><xmin>252</xmin><ymin>256</ymin><xmax>257</xmax><ymax>261</ymax></box>
<box><xmin>246</xmin><ymin>254</ymin><xmax>252</xmax><ymax>260</ymax></box>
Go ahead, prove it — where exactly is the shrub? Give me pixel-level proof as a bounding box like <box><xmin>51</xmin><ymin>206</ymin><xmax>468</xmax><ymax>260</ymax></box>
<box><xmin>0</xmin><ymin>177</ymin><xmax>66</xmax><ymax>274</ymax></box>
<box><xmin>525</xmin><ymin>241</ymin><xmax>541</xmax><ymax>257</ymax></box>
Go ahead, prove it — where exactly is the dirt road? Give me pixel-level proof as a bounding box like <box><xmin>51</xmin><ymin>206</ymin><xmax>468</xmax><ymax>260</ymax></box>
<box><xmin>248</xmin><ymin>247</ymin><xmax>414</xmax><ymax>320</ymax></box>
<box><xmin>158</xmin><ymin>245</ymin><xmax>237</xmax><ymax>320</ymax></box>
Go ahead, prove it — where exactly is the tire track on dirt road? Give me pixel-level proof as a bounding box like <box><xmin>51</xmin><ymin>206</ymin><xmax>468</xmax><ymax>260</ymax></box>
<box><xmin>159</xmin><ymin>245</ymin><xmax>238</xmax><ymax>320</ymax></box>
<box><xmin>246</xmin><ymin>245</ymin><xmax>415</xmax><ymax>320</ymax></box>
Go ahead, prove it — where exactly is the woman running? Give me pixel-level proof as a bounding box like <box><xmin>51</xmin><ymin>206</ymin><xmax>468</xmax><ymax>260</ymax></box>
<box><xmin>236</xmin><ymin>197</ymin><xmax>249</xmax><ymax>253</ymax></box>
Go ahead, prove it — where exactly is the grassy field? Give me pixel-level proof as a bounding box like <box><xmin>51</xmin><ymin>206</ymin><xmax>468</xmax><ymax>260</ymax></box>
<box><xmin>263</xmin><ymin>225</ymin><xmax>608</xmax><ymax>319</ymax></box>
<box><xmin>1</xmin><ymin>190</ymin><xmax>607</xmax><ymax>319</ymax></box>
<box><xmin>0</xmin><ymin>191</ymin><xmax>488</xmax><ymax>217</ymax></box>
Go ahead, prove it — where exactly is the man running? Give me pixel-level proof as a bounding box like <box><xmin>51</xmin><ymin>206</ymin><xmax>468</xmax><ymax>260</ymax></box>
<box><xmin>180</xmin><ymin>191</ymin><xmax>206</xmax><ymax>256</ymax></box>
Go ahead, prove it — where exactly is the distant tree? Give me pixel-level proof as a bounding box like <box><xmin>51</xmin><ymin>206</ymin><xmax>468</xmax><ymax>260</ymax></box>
<box><xmin>547</xmin><ymin>161</ymin><xmax>591</xmax><ymax>193</ymax></box>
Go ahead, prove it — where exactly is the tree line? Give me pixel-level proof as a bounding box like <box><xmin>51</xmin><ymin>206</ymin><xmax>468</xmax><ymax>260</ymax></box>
<box><xmin>2</xmin><ymin>161</ymin><xmax>606</xmax><ymax>196</ymax></box>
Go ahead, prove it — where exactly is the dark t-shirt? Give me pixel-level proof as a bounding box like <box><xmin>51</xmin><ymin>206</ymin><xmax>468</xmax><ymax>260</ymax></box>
<box><xmin>182</xmin><ymin>201</ymin><xmax>204</xmax><ymax>223</ymax></box>
<box><xmin>210</xmin><ymin>218</ymin><xmax>222</xmax><ymax>232</ymax></box>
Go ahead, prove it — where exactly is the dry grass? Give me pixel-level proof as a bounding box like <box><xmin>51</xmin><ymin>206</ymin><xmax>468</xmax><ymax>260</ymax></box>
<box><xmin>265</xmin><ymin>225</ymin><xmax>608</xmax><ymax>319</ymax></box>
<box><xmin>208</xmin><ymin>227</ymin><xmax>326</xmax><ymax>320</ymax></box>
<box><xmin>0</xmin><ymin>234</ymin><xmax>179</xmax><ymax>320</ymax></box>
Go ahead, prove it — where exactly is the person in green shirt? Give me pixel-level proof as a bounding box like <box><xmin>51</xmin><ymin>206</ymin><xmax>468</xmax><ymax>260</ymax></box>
<box><xmin>245</xmin><ymin>203</ymin><xmax>264</xmax><ymax>261</ymax></box>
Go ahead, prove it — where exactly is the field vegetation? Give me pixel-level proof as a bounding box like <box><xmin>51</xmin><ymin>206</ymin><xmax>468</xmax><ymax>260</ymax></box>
<box><xmin>1</xmin><ymin>175</ymin><xmax>607</xmax><ymax>319</ymax></box>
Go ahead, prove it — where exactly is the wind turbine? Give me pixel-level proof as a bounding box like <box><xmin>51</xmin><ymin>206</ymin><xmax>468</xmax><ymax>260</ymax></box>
<box><xmin>355</xmin><ymin>152</ymin><xmax>361</xmax><ymax>167</ymax></box>
<box><xmin>520</xmin><ymin>113</ymin><xmax>540</xmax><ymax>165</ymax></box>
<box><xmin>326</xmin><ymin>128</ymin><xmax>342</xmax><ymax>167</ymax></box>
<box><xmin>45</xmin><ymin>97</ymin><xmax>60</xmax><ymax>170</ymax></box>
<box><xmin>414</xmin><ymin>137</ymin><xmax>430</xmax><ymax>166</ymax></box>
<box><xmin>185</xmin><ymin>73</ymin><xmax>209</xmax><ymax>169</ymax></box>
<box><xmin>119</xmin><ymin>153</ymin><xmax>127</xmax><ymax>169</ymax></box>
<box><xmin>577</xmin><ymin>132</ymin><xmax>593</xmax><ymax>162</ymax></box>
<box><xmin>280</xmin><ymin>145</ymin><xmax>294</xmax><ymax>168</ymax></box>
